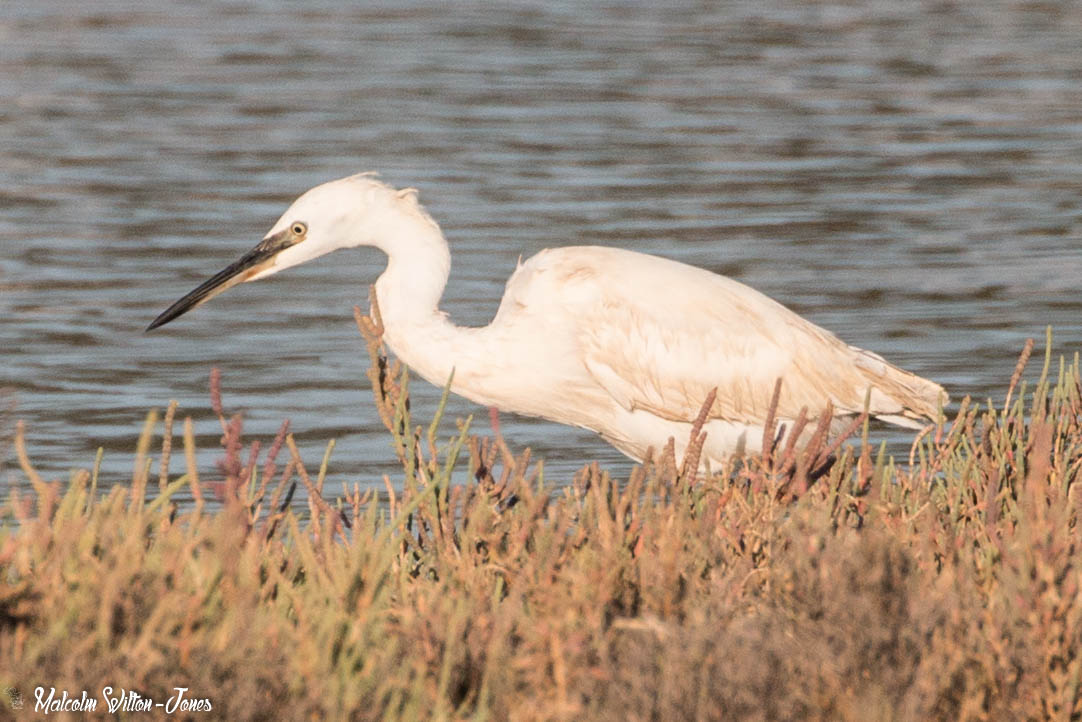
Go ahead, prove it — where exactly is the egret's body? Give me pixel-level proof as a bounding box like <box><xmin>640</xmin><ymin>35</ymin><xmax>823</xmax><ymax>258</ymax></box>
<box><xmin>149</xmin><ymin>174</ymin><xmax>947</xmax><ymax>467</ymax></box>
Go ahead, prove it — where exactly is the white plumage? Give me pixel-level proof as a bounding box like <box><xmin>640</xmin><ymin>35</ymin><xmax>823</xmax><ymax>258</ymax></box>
<box><xmin>149</xmin><ymin>174</ymin><xmax>948</xmax><ymax>467</ymax></box>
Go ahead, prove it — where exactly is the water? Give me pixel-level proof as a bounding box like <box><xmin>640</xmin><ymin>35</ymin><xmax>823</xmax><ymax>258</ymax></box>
<box><xmin>3</xmin><ymin>0</ymin><xmax>1082</xmax><ymax>499</ymax></box>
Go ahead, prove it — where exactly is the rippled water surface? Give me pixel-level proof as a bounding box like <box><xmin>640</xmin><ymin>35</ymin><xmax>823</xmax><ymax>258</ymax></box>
<box><xmin>3</xmin><ymin>0</ymin><xmax>1082</xmax><ymax>497</ymax></box>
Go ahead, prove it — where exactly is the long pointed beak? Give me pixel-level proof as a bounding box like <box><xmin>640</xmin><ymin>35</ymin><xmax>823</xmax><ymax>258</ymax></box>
<box><xmin>146</xmin><ymin>229</ymin><xmax>295</xmax><ymax>331</ymax></box>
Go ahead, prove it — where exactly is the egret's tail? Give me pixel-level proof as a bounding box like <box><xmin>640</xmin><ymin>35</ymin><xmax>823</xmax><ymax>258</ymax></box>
<box><xmin>850</xmin><ymin>347</ymin><xmax>949</xmax><ymax>429</ymax></box>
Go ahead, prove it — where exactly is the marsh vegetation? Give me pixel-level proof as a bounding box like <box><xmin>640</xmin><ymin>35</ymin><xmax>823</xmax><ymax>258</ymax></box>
<box><xmin>2</xmin><ymin>319</ymin><xmax>1081</xmax><ymax>720</ymax></box>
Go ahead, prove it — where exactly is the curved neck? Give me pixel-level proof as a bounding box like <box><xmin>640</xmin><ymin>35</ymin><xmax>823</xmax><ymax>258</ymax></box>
<box><xmin>371</xmin><ymin>212</ymin><xmax>488</xmax><ymax>398</ymax></box>
<box><xmin>372</xmin><ymin>215</ymin><xmax>450</xmax><ymax>326</ymax></box>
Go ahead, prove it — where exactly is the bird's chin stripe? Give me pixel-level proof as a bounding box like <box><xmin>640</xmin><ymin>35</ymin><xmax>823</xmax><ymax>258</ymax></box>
<box><xmin>243</xmin><ymin>260</ymin><xmax>280</xmax><ymax>283</ymax></box>
<box><xmin>242</xmin><ymin>261</ymin><xmax>273</xmax><ymax>281</ymax></box>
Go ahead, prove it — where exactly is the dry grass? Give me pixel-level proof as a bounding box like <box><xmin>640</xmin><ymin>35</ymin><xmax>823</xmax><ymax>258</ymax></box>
<box><xmin>2</xmin><ymin>318</ymin><xmax>1082</xmax><ymax>720</ymax></box>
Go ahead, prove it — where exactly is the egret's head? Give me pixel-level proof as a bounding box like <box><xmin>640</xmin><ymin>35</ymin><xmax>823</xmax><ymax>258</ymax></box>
<box><xmin>147</xmin><ymin>174</ymin><xmax>418</xmax><ymax>331</ymax></box>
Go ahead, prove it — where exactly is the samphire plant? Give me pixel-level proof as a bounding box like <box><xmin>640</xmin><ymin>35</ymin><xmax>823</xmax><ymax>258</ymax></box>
<box><xmin>2</xmin><ymin>316</ymin><xmax>1080</xmax><ymax>721</ymax></box>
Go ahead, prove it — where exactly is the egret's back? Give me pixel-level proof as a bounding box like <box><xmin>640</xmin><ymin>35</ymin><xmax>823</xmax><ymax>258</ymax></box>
<box><xmin>496</xmin><ymin>245</ymin><xmax>946</xmax><ymax>445</ymax></box>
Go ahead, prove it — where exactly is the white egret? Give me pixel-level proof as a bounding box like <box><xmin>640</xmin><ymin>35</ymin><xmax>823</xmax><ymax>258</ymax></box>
<box><xmin>148</xmin><ymin>174</ymin><xmax>948</xmax><ymax>467</ymax></box>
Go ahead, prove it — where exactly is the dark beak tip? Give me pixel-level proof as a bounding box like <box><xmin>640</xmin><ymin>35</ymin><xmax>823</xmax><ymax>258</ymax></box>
<box><xmin>147</xmin><ymin>235</ymin><xmax>282</xmax><ymax>335</ymax></box>
<box><xmin>146</xmin><ymin>304</ymin><xmax>186</xmax><ymax>332</ymax></box>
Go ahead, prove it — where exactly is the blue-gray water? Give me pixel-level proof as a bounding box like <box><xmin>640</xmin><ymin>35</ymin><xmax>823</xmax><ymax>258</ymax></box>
<box><xmin>3</xmin><ymin>0</ymin><xmax>1081</xmax><ymax>500</ymax></box>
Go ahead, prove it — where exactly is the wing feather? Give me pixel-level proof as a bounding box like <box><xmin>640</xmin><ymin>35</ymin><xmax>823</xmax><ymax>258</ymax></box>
<box><xmin>520</xmin><ymin>247</ymin><xmax>949</xmax><ymax>426</ymax></box>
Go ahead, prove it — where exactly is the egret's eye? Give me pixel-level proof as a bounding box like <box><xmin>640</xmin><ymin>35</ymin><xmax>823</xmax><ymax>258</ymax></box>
<box><xmin>291</xmin><ymin>222</ymin><xmax>307</xmax><ymax>237</ymax></box>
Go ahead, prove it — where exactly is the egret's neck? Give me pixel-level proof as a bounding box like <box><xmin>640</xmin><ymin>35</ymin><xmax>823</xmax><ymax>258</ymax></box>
<box><xmin>370</xmin><ymin>211</ymin><xmax>474</xmax><ymax>393</ymax></box>
<box><xmin>372</xmin><ymin>216</ymin><xmax>450</xmax><ymax>325</ymax></box>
